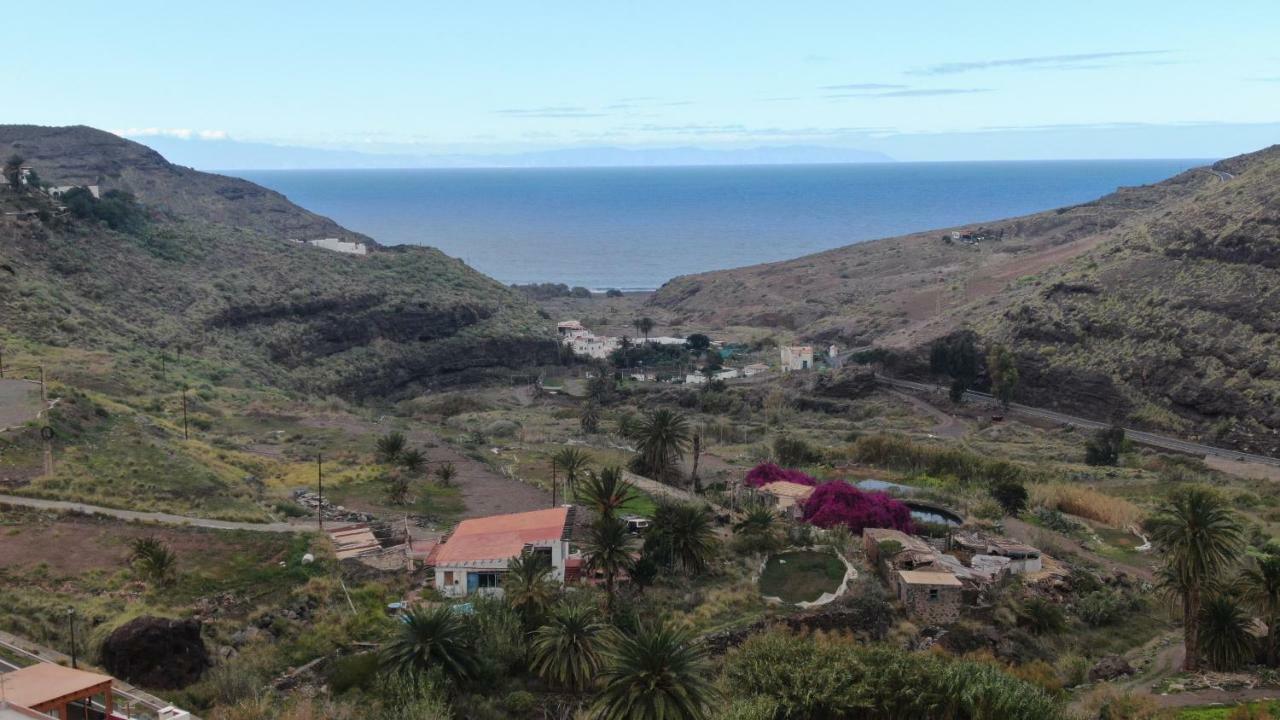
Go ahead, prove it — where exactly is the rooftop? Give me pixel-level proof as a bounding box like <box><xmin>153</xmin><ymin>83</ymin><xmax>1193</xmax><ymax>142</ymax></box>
<box><xmin>0</xmin><ymin>701</ymin><xmax>47</xmax><ymax>720</ymax></box>
<box><xmin>898</xmin><ymin>570</ymin><xmax>963</xmax><ymax>587</ymax></box>
<box><xmin>0</xmin><ymin>663</ymin><xmax>113</xmax><ymax>709</ymax></box>
<box><xmin>758</xmin><ymin>480</ymin><xmax>816</xmax><ymax>500</ymax></box>
<box><xmin>435</xmin><ymin>506</ymin><xmax>571</xmax><ymax>567</ymax></box>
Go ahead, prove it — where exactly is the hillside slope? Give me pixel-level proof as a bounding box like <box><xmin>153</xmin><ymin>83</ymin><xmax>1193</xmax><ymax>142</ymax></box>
<box><xmin>0</xmin><ymin>125</ymin><xmax>556</xmax><ymax>398</ymax></box>
<box><xmin>651</xmin><ymin>147</ymin><xmax>1280</xmax><ymax>453</ymax></box>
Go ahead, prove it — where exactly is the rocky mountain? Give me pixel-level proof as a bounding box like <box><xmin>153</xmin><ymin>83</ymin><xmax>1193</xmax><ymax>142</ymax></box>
<box><xmin>0</xmin><ymin>125</ymin><xmax>557</xmax><ymax>398</ymax></box>
<box><xmin>651</xmin><ymin>146</ymin><xmax>1280</xmax><ymax>453</ymax></box>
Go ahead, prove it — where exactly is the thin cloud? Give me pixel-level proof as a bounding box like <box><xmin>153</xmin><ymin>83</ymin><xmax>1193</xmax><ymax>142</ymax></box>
<box><xmin>826</xmin><ymin>88</ymin><xmax>991</xmax><ymax>99</ymax></box>
<box><xmin>114</xmin><ymin>128</ymin><xmax>228</xmax><ymax>140</ymax></box>
<box><xmin>820</xmin><ymin>83</ymin><xmax>908</xmax><ymax>90</ymax></box>
<box><xmin>910</xmin><ymin>50</ymin><xmax>1170</xmax><ymax>76</ymax></box>
<box><xmin>495</xmin><ymin>106</ymin><xmax>607</xmax><ymax>118</ymax></box>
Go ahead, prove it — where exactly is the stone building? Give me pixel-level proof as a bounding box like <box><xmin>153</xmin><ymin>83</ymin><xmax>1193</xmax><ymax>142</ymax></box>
<box><xmin>896</xmin><ymin>570</ymin><xmax>962</xmax><ymax>624</ymax></box>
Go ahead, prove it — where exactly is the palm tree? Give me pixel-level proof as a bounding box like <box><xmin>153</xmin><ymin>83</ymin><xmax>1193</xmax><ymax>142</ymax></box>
<box><xmin>1198</xmin><ymin>594</ymin><xmax>1255</xmax><ymax>671</ymax></box>
<box><xmin>580</xmin><ymin>402</ymin><xmax>602</xmax><ymax>434</ymax></box>
<box><xmin>531</xmin><ymin>602</ymin><xmax>607</xmax><ymax>691</ymax></box>
<box><xmin>632</xmin><ymin>408</ymin><xmax>690</xmax><ymax>481</ymax></box>
<box><xmin>583</xmin><ymin>514</ymin><xmax>636</xmax><ymax>614</ymax></box>
<box><xmin>733</xmin><ymin>505</ymin><xmax>776</xmax><ymax>537</ymax></box>
<box><xmin>399</xmin><ymin>448</ymin><xmax>427</xmax><ymax>476</ymax></box>
<box><xmin>579</xmin><ymin>466</ymin><xmax>639</xmax><ymax>519</ymax></box>
<box><xmin>595</xmin><ymin>621</ymin><xmax>717</xmax><ymax>720</ymax></box>
<box><xmin>505</xmin><ymin>553</ymin><xmax>558</xmax><ymax>628</ymax></box>
<box><xmin>382</xmin><ymin>605</ymin><xmax>480</xmax><ymax>683</ymax></box>
<box><xmin>1239</xmin><ymin>552</ymin><xmax>1280</xmax><ymax>666</ymax></box>
<box><xmin>645</xmin><ymin>501</ymin><xmax>717</xmax><ymax>575</ymax></box>
<box><xmin>632</xmin><ymin>317</ymin><xmax>655</xmax><ymax>343</ymax></box>
<box><xmin>376</xmin><ymin>431</ymin><xmax>408</xmax><ymax>464</ymax></box>
<box><xmin>553</xmin><ymin>447</ymin><xmax>592</xmax><ymax>499</ymax></box>
<box><xmin>1145</xmin><ymin>487</ymin><xmax>1244</xmax><ymax>671</ymax></box>
<box><xmin>434</xmin><ymin>462</ymin><xmax>457</xmax><ymax>486</ymax></box>
<box><xmin>128</xmin><ymin>536</ymin><xmax>177</xmax><ymax>587</ymax></box>
<box><xmin>385</xmin><ymin>470</ymin><xmax>412</xmax><ymax>505</ymax></box>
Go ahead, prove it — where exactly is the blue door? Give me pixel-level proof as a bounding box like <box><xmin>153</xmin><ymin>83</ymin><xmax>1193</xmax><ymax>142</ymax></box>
<box><xmin>467</xmin><ymin>572</ymin><xmax>479</xmax><ymax>593</ymax></box>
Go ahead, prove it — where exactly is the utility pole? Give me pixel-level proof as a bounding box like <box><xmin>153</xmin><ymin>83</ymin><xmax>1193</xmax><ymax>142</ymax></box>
<box><xmin>180</xmin><ymin>386</ymin><xmax>189</xmax><ymax>440</ymax></box>
<box><xmin>317</xmin><ymin>453</ymin><xmax>324</xmax><ymax>532</ymax></box>
<box><xmin>38</xmin><ymin>365</ymin><xmax>46</xmax><ymax>404</ymax></box>
<box><xmin>41</xmin><ymin>426</ymin><xmax>54</xmax><ymax>476</ymax></box>
<box><xmin>550</xmin><ymin>458</ymin><xmax>557</xmax><ymax>507</ymax></box>
<box><xmin>66</xmin><ymin>607</ymin><xmax>77</xmax><ymax>669</ymax></box>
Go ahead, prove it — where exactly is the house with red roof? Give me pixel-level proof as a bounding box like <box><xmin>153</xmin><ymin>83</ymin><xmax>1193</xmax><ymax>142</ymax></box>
<box><xmin>433</xmin><ymin>506</ymin><xmax>576</xmax><ymax>598</ymax></box>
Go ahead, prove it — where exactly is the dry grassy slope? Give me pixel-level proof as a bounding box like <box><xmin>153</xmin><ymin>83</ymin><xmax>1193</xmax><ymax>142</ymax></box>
<box><xmin>0</xmin><ymin>126</ymin><xmax>556</xmax><ymax>399</ymax></box>
<box><xmin>651</xmin><ymin>146</ymin><xmax>1280</xmax><ymax>452</ymax></box>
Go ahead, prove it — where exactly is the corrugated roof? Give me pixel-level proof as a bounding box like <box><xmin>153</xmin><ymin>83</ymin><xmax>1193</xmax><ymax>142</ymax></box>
<box><xmin>435</xmin><ymin>507</ymin><xmax>570</xmax><ymax>566</ymax></box>
<box><xmin>898</xmin><ymin>570</ymin><xmax>962</xmax><ymax>587</ymax></box>
<box><xmin>0</xmin><ymin>664</ymin><xmax>113</xmax><ymax>708</ymax></box>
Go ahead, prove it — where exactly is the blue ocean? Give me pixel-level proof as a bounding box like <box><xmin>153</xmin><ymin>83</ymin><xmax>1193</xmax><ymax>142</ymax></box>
<box><xmin>238</xmin><ymin>160</ymin><xmax>1201</xmax><ymax>291</ymax></box>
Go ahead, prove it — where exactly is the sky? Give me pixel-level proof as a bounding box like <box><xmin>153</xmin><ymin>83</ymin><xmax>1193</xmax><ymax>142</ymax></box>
<box><xmin>8</xmin><ymin>0</ymin><xmax>1280</xmax><ymax>163</ymax></box>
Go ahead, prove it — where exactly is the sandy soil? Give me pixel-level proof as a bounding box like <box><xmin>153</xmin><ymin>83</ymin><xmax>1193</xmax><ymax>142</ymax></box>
<box><xmin>1206</xmin><ymin>456</ymin><xmax>1280</xmax><ymax>482</ymax></box>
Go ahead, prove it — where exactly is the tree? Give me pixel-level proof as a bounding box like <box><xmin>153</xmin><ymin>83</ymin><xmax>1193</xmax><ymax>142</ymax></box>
<box><xmin>434</xmin><ymin>462</ymin><xmax>457</xmax><ymax>486</ymax></box>
<box><xmin>595</xmin><ymin>621</ymin><xmax>717</xmax><ymax>720</ymax></box>
<box><xmin>689</xmin><ymin>428</ymin><xmax>703</xmax><ymax>494</ymax></box>
<box><xmin>504</xmin><ymin>553</ymin><xmax>558</xmax><ymax>629</ymax></box>
<box><xmin>553</xmin><ymin>447</ymin><xmax>592</xmax><ymax>498</ymax></box>
<box><xmin>732</xmin><ymin>505</ymin><xmax>780</xmax><ymax>555</ymax></box>
<box><xmin>631</xmin><ymin>408</ymin><xmax>690</xmax><ymax>481</ymax></box>
<box><xmin>987</xmin><ymin>343</ymin><xmax>1019</xmax><ymax>409</ymax></box>
<box><xmin>1239</xmin><ymin>551</ymin><xmax>1280</xmax><ymax>666</ymax></box>
<box><xmin>382</xmin><ymin>605</ymin><xmax>480</xmax><ymax>683</ymax></box>
<box><xmin>1085</xmin><ymin>425</ymin><xmax>1128</xmax><ymax>466</ymax></box>
<box><xmin>633</xmin><ymin>317</ymin><xmax>656</xmax><ymax>343</ymax></box>
<box><xmin>385</xmin><ymin>470</ymin><xmax>412</xmax><ymax>505</ymax></box>
<box><xmin>399</xmin><ymin>448</ymin><xmax>427</xmax><ymax>475</ymax></box>
<box><xmin>376</xmin><ymin>432</ymin><xmax>408</xmax><ymax>464</ymax></box>
<box><xmin>606</xmin><ymin>288</ymin><xmax>624</xmax><ymax>298</ymax></box>
<box><xmin>580</xmin><ymin>401</ymin><xmax>601</xmax><ymax>434</ymax></box>
<box><xmin>684</xmin><ymin>334</ymin><xmax>711</xmax><ymax>354</ymax></box>
<box><xmin>587</xmin><ymin>372</ymin><xmax>617</xmax><ymax>405</ymax></box>
<box><xmin>801</xmin><ymin>481</ymin><xmax>914</xmax><ymax>534</ymax></box>
<box><xmin>1198</xmin><ymin>594</ymin><xmax>1255</xmax><ymax>671</ymax></box>
<box><xmin>990</xmin><ymin>480</ymin><xmax>1029</xmax><ymax>515</ymax></box>
<box><xmin>645</xmin><ymin>501</ymin><xmax>717</xmax><ymax>575</ymax></box>
<box><xmin>582</xmin><ymin>514</ymin><xmax>636</xmax><ymax>614</ymax></box>
<box><xmin>530</xmin><ymin>602</ymin><xmax>607</xmax><ymax>691</ymax></box>
<box><xmin>128</xmin><ymin>536</ymin><xmax>177</xmax><ymax>587</ymax></box>
<box><xmin>1145</xmin><ymin>487</ymin><xmax>1244</xmax><ymax>671</ymax></box>
<box><xmin>930</xmin><ymin>333</ymin><xmax>978</xmax><ymax>400</ymax></box>
<box><xmin>3</xmin><ymin>155</ymin><xmax>23</xmax><ymax>191</ymax></box>
<box><xmin>579</xmin><ymin>466</ymin><xmax>639</xmax><ymax>519</ymax></box>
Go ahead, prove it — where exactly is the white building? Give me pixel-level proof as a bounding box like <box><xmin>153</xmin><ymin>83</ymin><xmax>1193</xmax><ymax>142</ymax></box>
<box><xmin>742</xmin><ymin>363</ymin><xmax>770</xmax><ymax>377</ymax></box>
<box><xmin>306</xmin><ymin>237</ymin><xmax>368</xmax><ymax>255</ymax></box>
<box><xmin>47</xmin><ymin>185</ymin><xmax>101</xmax><ymax>199</ymax></box>
<box><xmin>570</xmin><ymin>334</ymin><xmax>621</xmax><ymax>360</ymax></box>
<box><xmin>684</xmin><ymin>373</ymin><xmax>707</xmax><ymax>385</ymax></box>
<box><xmin>780</xmin><ymin>345</ymin><xmax>814</xmax><ymax>372</ymax></box>
<box><xmin>433</xmin><ymin>506</ymin><xmax>575</xmax><ymax>598</ymax></box>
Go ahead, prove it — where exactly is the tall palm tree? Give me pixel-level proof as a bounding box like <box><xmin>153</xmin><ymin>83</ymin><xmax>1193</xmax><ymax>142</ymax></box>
<box><xmin>382</xmin><ymin>605</ymin><xmax>480</xmax><ymax>683</ymax></box>
<box><xmin>580</xmin><ymin>402</ymin><xmax>602</xmax><ymax>434</ymax></box>
<box><xmin>583</xmin><ymin>514</ymin><xmax>636</xmax><ymax>614</ymax></box>
<box><xmin>632</xmin><ymin>408</ymin><xmax>690</xmax><ymax>481</ymax></box>
<box><xmin>595</xmin><ymin>621</ymin><xmax>717</xmax><ymax>720</ymax></box>
<box><xmin>1199</xmin><ymin>594</ymin><xmax>1255</xmax><ymax>671</ymax></box>
<box><xmin>632</xmin><ymin>317</ymin><xmax>655</xmax><ymax>343</ymax></box>
<box><xmin>531</xmin><ymin>602</ymin><xmax>607</xmax><ymax>691</ymax></box>
<box><xmin>1239</xmin><ymin>552</ymin><xmax>1280</xmax><ymax>666</ymax></box>
<box><xmin>376</xmin><ymin>431</ymin><xmax>408</xmax><ymax>464</ymax></box>
<box><xmin>579</xmin><ymin>466</ymin><xmax>639</xmax><ymax>519</ymax></box>
<box><xmin>553</xmin><ymin>447</ymin><xmax>592</xmax><ymax>499</ymax></box>
<box><xmin>645</xmin><ymin>501</ymin><xmax>717</xmax><ymax>575</ymax></box>
<box><xmin>504</xmin><ymin>553</ymin><xmax>558</xmax><ymax>629</ymax></box>
<box><xmin>1145</xmin><ymin>487</ymin><xmax>1244</xmax><ymax>671</ymax></box>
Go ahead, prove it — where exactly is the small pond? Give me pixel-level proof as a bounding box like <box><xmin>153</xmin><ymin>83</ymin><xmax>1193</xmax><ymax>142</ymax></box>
<box><xmin>759</xmin><ymin>549</ymin><xmax>846</xmax><ymax>604</ymax></box>
<box><xmin>855</xmin><ymin>480</ymin><xmax>963</xmax><ymax>526</ymax></box>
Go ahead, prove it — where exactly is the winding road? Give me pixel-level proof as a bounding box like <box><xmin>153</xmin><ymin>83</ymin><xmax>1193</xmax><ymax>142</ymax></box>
<box><xmin>0</xmin><ymin>494</ymin><xmax>302</xmax><ymax>532</ymax></box>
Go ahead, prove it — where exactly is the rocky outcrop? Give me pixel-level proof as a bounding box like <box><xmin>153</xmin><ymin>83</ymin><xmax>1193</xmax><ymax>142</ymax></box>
<box><xmin>100</xmin><ymin>617</ymin><xmax>210</xmax><ymax>689</ymax></box>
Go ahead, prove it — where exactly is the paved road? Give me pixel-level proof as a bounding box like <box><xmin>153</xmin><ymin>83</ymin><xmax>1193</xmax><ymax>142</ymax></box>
<box><xmin>0</xmin><ymin>494</ymin><xmax>304</xmax><ymax>532</ymax></box>
<box><xmin>879</xmin><ymin>376</ymin><xmax>1280</xmax><ymax>467</ymax></box>
<box><xmin>1209</xmin><ymin>169</ymin><xmax>1235</xmax><ymax>182</ymax></box>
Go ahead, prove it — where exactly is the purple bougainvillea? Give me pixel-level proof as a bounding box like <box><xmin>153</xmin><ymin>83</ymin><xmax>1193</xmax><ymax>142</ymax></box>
<box><xmin>743</xmin><ymin>463</ymin><xmax>818</xmax><ymax>489</ymax></box>
<box><xmin>801</xmin><ymin>481</ymin><xmax>914</xmax><ymax>534</ymax></box>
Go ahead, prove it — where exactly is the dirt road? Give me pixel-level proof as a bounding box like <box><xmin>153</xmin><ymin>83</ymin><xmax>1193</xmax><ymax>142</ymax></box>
<box><xmin>0</xmin><ymin>493</ymin><xmax>301</xmax><ymax>532</ymax></box>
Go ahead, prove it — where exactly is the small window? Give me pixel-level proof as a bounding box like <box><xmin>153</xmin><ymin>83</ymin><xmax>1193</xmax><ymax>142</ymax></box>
<box><xmin>444</xmin><ymin>571</ymin><xmax>454</xmax><ymax>585</ymax></box>
<box><xmin>476</xmin><ymin>572</ymin><xmax>501</xmax><ymax>589</ymax></box>
<box><xmin>928</xmin><ymin>588</ymin><xmax>940</xmax><ymax>601</ymax></box>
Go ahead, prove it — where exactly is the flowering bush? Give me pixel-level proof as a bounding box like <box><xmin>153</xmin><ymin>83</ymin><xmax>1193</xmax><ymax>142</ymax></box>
<box><xmin>744</xmin><ymin>463</ymin><xmax>818</xmax><ymax>489</ymax></box>
<box><xmin>801</xmin><ymin>481</ymin><xmax>914</xmax><ymax>534</ymax></box>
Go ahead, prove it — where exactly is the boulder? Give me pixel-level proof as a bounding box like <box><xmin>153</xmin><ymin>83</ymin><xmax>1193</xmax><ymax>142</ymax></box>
<box><xmin>1088</xmin><ymin>654</ymin><xmax>1134</xmax><ymax>682</ymax></box>
<box><xmin>101</xmin><ymin>616</ymin><xmax>210</xmax><ymax>689</ymax></box>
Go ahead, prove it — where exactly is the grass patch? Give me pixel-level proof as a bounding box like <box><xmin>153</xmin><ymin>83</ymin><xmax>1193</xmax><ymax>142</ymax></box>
<box><xmin>758</xmin><ymin>549</ymin><xmax>844</xmax><ymax>604</ymax></box>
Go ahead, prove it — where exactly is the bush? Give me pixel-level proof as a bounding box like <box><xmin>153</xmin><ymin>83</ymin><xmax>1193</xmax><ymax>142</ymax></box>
<box><xmin>991</xmin><ymin>480</ymin><xmax>1029</xmax><ymax>515</ymax></box>
<box><xmin>773</xmin><ymin>435</ymin><xmax>822</xmax><ymax>467</ymax></box>
<box><xmin>801</xmin><ymin>481</ymin><xmax>914</xmax><ymax>534</ymax></box>
<box><xmin>1085</xmin><ymin>425</ymin><xmax>1128</xmax><ymax>466</ymax></box>
<box><xmin>743</xmin><ymin>462</ymin><xmax>818</xmax><ymax>489</ymax></box>
<box><xmin>850</xmin><ymin>434</ymin><xmax>1034</xmax><ymax>488</ymax></box>
<box><xmin>1031</xmin><ymin>484</ymin><xmax>1143</xmax><ymax>528</ymax></box>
